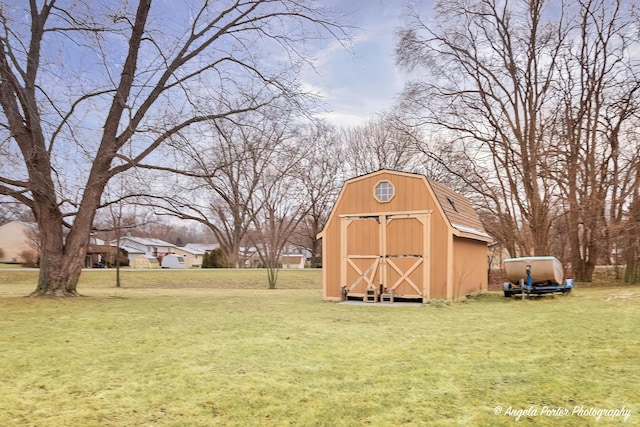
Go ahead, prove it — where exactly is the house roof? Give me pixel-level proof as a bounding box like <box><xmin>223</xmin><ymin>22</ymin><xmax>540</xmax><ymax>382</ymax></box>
<box><xmin>120</xmin><ymin>245</ymin><xmax>144</xmax><ymax>254</ymax></box>
<box><xmin>118</xmin><ymin>236</ymin><xmax>175</xmax><ymax>247</ymax></box>
<box><xmin>184</xmin><ymin>243</ymin><xmax>219</xmax><ymax>252</ymax></box>
<box><xmin>0</xmin><ymin>220</ymin><xmax>37</xmax><ymax>230</ymax></box>
<box><xmin>175</xmin><ymin>246</ymin><xmax>206</xmax><ymax>255</ymax></box>
<box><xmin>87</xmin><ymin>244</ymin><xmax>126</xmax><ymax>255</ymax></box>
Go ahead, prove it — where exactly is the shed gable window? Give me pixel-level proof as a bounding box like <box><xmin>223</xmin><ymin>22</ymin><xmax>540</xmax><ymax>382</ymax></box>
<box><xmin>374</xmin><ymin>180</ymin><xmax>394</xmax><ymax>203</ymax></box>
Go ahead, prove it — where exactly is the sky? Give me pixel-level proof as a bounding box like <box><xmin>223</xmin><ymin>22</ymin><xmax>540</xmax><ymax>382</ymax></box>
<box><xmin>302</xmin><ymin>0</ymin><xmax>434</xmax><ymax>128</ymax></box>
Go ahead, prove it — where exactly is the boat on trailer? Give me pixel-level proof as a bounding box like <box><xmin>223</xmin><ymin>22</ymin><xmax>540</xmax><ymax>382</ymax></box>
<box><xmin>502</xmin><ymin>256</ymin><xmax>574</xmax><ymax>297</ymax></box>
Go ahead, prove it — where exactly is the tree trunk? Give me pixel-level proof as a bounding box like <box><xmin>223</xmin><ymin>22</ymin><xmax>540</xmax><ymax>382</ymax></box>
<box><xmin>572</xmin><ymin>258</ymin><xmax>596</xmax><ymax>283</ymax></box>
<box><xmin>31</xmin><ymin>256</ymin><xmax>83</xmax><ymax>297</ymax></box>
<box><xmin>625</xmin><ymin>257</ymin><xmax>639</xmax><ymax>284</ymax></box>
<box><xmin>625</xmin><ymin>179</ymin><xmax>640</xmax><ymax>284</ymax></box>
<box><xmin>266</xmin><ymin>264</ymin><xmax>279</xmax><ymax>290</ymax></box>
<box><xmin>30</xmin><ymin>216</ymin><xmax>86</xmax><ymax>296</ymax></box>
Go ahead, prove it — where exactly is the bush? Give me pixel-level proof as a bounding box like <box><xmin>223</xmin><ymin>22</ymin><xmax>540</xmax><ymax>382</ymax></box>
<box><xmin>19</xmin><ymin>249</ymin><xmax>38</xmax><ymax>266</ymax></box>
<box><xmin>308</xmin><ymin>256</ymin><xmax>322</xmax><ymax>268</ymax></box>
<box><xmin>202</xmin><ymin>248</ymin><xmax>228</xmax><ymax>268</ymax></box>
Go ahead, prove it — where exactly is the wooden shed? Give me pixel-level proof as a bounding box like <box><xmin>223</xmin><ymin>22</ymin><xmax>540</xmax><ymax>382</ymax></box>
<box><xmin>317</xmin><ymin>170</ymin><xmax>492</xmax><ymax>302</ymax></box>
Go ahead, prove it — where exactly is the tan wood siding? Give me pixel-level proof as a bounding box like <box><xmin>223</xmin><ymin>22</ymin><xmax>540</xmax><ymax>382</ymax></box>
<box><xmin>453</xmin><ymin>237</ymin><xmax>488</xmax><ymax>296</ymax></box>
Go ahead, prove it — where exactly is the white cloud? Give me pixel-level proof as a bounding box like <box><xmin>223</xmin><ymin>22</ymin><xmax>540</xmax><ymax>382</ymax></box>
<box><xmin>300</xmin><ymin>0</ymin><xmax>419</xmax><ymax>127</ymax></box>
<box><xmin>314</xmin><ymin>111</ymin><xmax>372</xmax><ymax>128</ymax></box>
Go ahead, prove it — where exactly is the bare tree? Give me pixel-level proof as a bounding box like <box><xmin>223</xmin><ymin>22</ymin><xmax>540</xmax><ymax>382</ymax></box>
<box><xmin>341</xmin><ymin>114</ymin><xmax>424</xmax><ymax>176</ymax></box>
<box><xmin>248</xmin><ymin>145</ymin><xmax>311</xmax><ymax>289</ymax></box>
<box><xmin>0</xmin><ymin>205</ymin><xmax>10</xmax><ymax>226</ymax></box>
<box><xmin>414</xmin><ymin>134</ymin><xmax>548</xmax><ymax>258</ymax></box>
<box><xmin>146</xmin><ymin>106</ymin><xmax>296</xmax><ymax>268</ymax></box>
<box><xmin>0</xmin><ymin>0</ymin><xmax>343</xmax><ymax>296</ymax></box>
<box><xmin>624</xmin><ymin>161</ymin><xmax>640</xmax><ymax>283</ymax></box>
<box><xmin>296</xmin><ymin>122</ymin><xmax>343</xmax><ymax>263</ymax></box>
<box><xmin>0</xmin><ymin>202</ymin><xmax>33</xmax><ymax>226</ymax></box>
<box><xmin>549</xmin><ymin>0</ymin><xmax>640</xmax><ymax>281</ymax></box>
<box><xmin>397</xmin><ymin>0</ymin><xmax>567</xmax><ymax>256</ymax></box>
<box><xmin>396</xmin><ymin>0</ymin><xmax>640</xmax><ymax>282</ymax></box>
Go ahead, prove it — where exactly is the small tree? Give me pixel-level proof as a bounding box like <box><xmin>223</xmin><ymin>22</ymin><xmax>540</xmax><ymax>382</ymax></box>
<box><xmin>341</xmin><ymin>114</ymin><xmax>423</xmax><ymax>176</ymax></box>
<box><xmin>249</xmin><ymin>147</ymin><xmax>310</xmax><ymax>289</ymax></box>
<box><xmin>295</xmin><ymin>122</ymin><xmax>343</xmax><ymax>262</ymax></box>
<box><xmin>143</xmin><ymin>107</ymin><xmax>293</xmax><ymax>268</ymax></box>
<box><xmin>19</xmin><ymin>249</ymin><xmax>38</xmax><ymax>266</ymax></box>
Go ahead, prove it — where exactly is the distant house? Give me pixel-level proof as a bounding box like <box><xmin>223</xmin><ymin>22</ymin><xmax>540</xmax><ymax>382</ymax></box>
<box><xmin>239</xmin><ymin>245</ymin><xmax>264</xmax><ymax>268</ymax></box>
<box><xmin>112</xmin><ymin>236</ymin><xmax>176</xmax><ymax>267</ymax></box>
<box><xmin>0</xmin><ymin>221</ymin><xmax>38</xmax><ymax>264</ymax></box>
<box><xmin>176</xmin><ymin>243</ymin><xmax>219</xmax><ymax>268</ymax></box>
<box><xmin>235</xmin><ymin>244</ymin><xmax>311</xmax><ymax>269</ymax></box>
<box><xmin>86</xmin><ymin>235</ymin><xmax>129</xmax><ymax>268</ymax></box>
<box><xmin>173</xmin><ymin>246</ymin><xmax>205</xmax><ymax>268</ymax></box>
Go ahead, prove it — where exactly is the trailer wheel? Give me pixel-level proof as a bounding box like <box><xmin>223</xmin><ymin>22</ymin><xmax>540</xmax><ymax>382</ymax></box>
<box><xmin>503</xmin><ymin>291</ymin><xmax>512</xmax><ymax>298</ymax></box>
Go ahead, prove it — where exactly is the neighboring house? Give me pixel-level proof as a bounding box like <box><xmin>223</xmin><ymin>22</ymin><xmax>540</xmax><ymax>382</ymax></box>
<box><xmin>177</xmin><ymin>243</ymin><xmax>219</xmax><ymax>268</ymax></box>
<box><xmin>112</xmin><ymin>236</ymin><xmax>176</xmax><ymax>267</ymax></box>
<box><xmin>0</xmin><ymin>221</ymin><xmax>38</xmax><ymax>264</ymax></box>
<box><xmin>173</xmin><ymin>246</ymin><xmax>205</xmax><ymax>268</ymax></box>
<box><xmin>121</xmin><ymin>246</ymin><xmax>145</xmax><ymax>267</ymax></box>
<box><xmin>85</xmin><ymin>235</ymin><xmax>105</xmax><ymax>267</ymax></box>
<box><xmin>236</xmin><ymin>243</ymin><xmax>312</xmax><ymax>269</ymax></box>
<box><xmin>86</xmin><ymin>236</ymin><xmax>130</xmax><ymax>268</ymax></box>
<box><xmin>239</xmin><ymin>245</ymin><xmax>262</xmax><ymax>268</ymax></box>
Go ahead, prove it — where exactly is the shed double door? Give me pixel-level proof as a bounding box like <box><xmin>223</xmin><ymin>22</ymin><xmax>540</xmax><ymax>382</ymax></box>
<box><xmin>340</xmin><ymin>212</ymin><xmax>431</xmax><ymax>299</ymax></box>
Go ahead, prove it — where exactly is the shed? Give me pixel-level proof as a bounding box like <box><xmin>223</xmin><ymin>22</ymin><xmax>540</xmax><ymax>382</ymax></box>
<box><xmin>317</xmin><ymin>170</ymin><xmax>492</xmax><ymax>302</ymax></box>
<box><xmin>132</xmin><ymin>255</ymin><xmax>160</xmax><ymax>269</ymax></box>
<box><xmin>281</xmin><ymin>254</ymin><xmax>305</xmax><ymax>269</ymax></box>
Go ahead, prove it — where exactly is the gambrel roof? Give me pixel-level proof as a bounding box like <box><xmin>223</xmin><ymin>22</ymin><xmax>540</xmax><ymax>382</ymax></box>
<box><xmin>427</xmin><ymin>178</ymin><xmax>491</xmax><ymax>241</ymax></box>
<box><xmin>318</xmin><ymin>169</ymin><xmax>492</xmax><ymax>243</ymax></box>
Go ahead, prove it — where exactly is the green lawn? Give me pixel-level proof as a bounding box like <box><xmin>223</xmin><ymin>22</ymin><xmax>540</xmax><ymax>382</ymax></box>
<box><xmin>1</xmin><ymin>269</ymin><xmax>638</xmax><ymax>426</ymax></box>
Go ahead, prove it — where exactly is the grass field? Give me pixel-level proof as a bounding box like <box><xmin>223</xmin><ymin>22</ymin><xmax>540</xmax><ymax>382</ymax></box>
<box><xmin>1</xmin><ymin>269</ymin><xmax>639</xmax><ymax>426</ymax></box>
